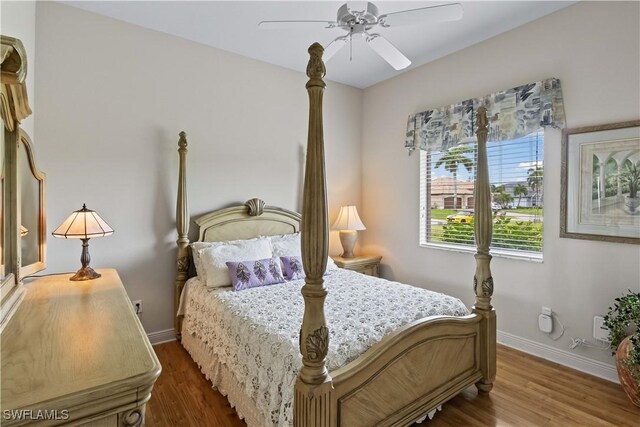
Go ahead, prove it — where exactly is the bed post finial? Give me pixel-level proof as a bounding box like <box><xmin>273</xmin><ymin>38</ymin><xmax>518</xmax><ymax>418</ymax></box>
<box><xmin>306</xmin><ymin>42</ymin><xmax>326</xmax><ymax>83</ymax></box>
<box><xmin>472</xmin><ymin>106</ymin><xmax>496</xmax><ymax>393</ymax></box>
<box><xmin>175</xmin><ymin>130</ymin><xmax>190</xmax><ymax>341</ymax></box>
<box><xmin>295</xmin><ymin>43</ymin><xmax>335</xmax><ymax>427</ymax></box>
<box><xmin>178</xmin><ymin>131</ymin><xmax>187</xmax><ymax>148</ymax></box>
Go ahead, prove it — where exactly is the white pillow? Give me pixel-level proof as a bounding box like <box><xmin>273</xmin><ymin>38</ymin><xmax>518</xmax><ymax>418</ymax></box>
<box><xmin>191</xmin><ymin>238</ymin><xmax>270</xmax><ymax>281</ymax></box>
<box><xmin>269</xmin><ymin>233</ymin><xmax>338</xmax><ymax>270</ymax></box>
<box><xmin>270</xmin><ymin>232</ymin><xmax>302</xmax><ymax>258</ymax></box>
<box><xmin>199</xmin><ymin>237</ymin><xmax>273</xmax><ymax>288</ymax></box>
<box><xmin>190</xmin><ymin>241</ymin><xmax>222</xmax><ymax>279</ymax></box>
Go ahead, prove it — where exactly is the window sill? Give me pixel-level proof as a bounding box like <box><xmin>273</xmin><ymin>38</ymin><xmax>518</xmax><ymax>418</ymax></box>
<box><xmin>420</xmin><ymin>242</ymin><xmax>543</xmax><ymax>263</ymax></box>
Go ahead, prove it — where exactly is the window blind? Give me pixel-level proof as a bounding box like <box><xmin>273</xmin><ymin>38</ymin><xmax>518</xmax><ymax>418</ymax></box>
<box><xmin>420</xmin><ymin>131</ymin><xmax>544</xmax><ymax>256</ymax></box>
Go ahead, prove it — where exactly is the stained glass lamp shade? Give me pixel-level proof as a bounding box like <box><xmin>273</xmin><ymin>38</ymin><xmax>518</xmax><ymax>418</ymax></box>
<box><xmin>52</xmin><ymin>204</ymin><xmax>113</xmax><ymax>281</ymax></box>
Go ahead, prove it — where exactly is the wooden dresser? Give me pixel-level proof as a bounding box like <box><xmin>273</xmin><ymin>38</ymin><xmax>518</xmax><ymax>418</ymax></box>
<box><xmin>1</xmin><ymin>269</ymin><xmax>161</xmax><ymax>426</ymax></box>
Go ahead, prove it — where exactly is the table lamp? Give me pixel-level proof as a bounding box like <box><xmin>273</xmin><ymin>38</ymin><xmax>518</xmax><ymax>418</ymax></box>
<box><xmin>52</xmin><ymin>204</ymin><xmax>114</xmax><ymax>281</ymax></box>
<box><xmin>331</xmin><ymin>205</ymin><xmax>366</xmax><ymax>258</ymax></box>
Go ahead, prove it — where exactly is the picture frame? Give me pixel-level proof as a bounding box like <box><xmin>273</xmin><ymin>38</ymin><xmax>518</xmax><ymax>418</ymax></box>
<box><xmin>560</xmin><ymin>120</ymin><xmax>640</xmax><ymax>244</ymax></box>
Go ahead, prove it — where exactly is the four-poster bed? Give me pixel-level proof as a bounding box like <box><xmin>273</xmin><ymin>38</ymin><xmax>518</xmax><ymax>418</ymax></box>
<box><xmin>174</xmin><ymin>43</ymin><xmax>495</xmax><ymax>426</ymax></box>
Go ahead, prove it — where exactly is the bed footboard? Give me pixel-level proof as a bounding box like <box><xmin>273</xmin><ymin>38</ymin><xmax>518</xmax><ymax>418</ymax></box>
<box><xmin>331</xmin><ymin>314</ymin><xmax>483</xmax><ymax>427</ymax></box>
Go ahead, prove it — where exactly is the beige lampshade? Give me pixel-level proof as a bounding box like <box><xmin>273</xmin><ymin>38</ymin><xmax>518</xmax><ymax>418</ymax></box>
<box><xmin>52</xmin><ymin>204</ymin><xmax>114</xmax><ymax>239</ymax></box>
<box><xmin>331</xmin><ymin>205</ymin><xmax>366</xmax><ymax>231</ymax></box>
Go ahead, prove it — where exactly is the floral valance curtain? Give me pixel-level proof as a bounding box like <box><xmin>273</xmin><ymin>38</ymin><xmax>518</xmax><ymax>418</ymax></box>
<box><xmin>405</xmin><ymin>78</ymin><xmax>566</xmax><ymax>155</ymax></box>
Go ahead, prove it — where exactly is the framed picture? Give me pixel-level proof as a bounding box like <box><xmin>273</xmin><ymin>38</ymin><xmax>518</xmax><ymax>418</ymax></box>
<box><xmin>560</xmin><ymin>120</ymin><xmax>640</xmax><ymax>244</ymax></box>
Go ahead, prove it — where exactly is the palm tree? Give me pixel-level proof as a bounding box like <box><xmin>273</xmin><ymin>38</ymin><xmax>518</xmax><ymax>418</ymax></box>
<box><xmin>435</xmin><ymin>146</ymin><xmax>473</xmax><ymax>209</ymax></box>
<box><xmin>527</xmin><ymin>167</ymin><xmax>544</xmax><ymax>207</ymax></box>
<box><xmin>514</xmin><ymin>184</ymin><xmax>528</xmax><ymax>208</ymax></box>
<box><xmin>491</xmin><ymin>184</ymin><xmax>513</xmax><ymax>209</ymax></box>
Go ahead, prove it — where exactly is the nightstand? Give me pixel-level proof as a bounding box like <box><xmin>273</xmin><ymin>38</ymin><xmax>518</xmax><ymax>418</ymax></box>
<box><xmin>331</xmin><ymin>255</ymin><xmax>382</xmax><ymax>277</ymax></box>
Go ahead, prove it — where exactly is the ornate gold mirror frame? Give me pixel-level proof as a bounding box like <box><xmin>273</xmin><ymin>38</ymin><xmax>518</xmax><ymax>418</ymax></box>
<box><xmin>18</xmin><ymin>129</ymin><xmax>46</xmax><ymax>277</ymax></box>
<box><xmin>0</xmin><ymin>35</ymin><xmax>37</xmax><ymax>331</ymax></box>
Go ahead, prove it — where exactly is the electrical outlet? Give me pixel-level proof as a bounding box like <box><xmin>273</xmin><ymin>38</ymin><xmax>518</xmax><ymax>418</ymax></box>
<box><xmin>541</xmin><ymin>306</ymin><xmax>552</xmax><ymax>316</ymax></box>
<box><xmin>593</xmin><ymin>316</ymin><xmax>609</xmax><ymax>342</ymax></box>
<box><xmin>132</xmin><ymin>300</ymin><xmax>143</xmax><ymax>315</ymax></box>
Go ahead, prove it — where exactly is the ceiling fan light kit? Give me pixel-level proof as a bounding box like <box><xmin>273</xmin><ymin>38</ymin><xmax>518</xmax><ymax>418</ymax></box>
<box><xmin>259</xmin><ymin>2</ymin><xmax>463</xmax><ymax>71</ymax></box>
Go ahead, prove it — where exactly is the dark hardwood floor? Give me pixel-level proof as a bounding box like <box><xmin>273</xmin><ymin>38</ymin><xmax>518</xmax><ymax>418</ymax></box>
<box><xmin>146</xmin><ymin>342</ymin><xmax>640</xmax><ymax>426</ymax></box>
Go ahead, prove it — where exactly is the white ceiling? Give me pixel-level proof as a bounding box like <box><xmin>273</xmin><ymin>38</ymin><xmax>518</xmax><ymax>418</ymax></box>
<box><xmin>61</xmin><ymin>1</ymin><xmax>576</xmax><ymax>88</ymax></box>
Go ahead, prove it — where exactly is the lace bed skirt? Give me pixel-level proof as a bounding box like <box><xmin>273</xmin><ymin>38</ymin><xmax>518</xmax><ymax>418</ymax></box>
<box><xmin>182</xmin><ymin>331</ymin><xmax>268</xmax><ymax>427</ymax></box>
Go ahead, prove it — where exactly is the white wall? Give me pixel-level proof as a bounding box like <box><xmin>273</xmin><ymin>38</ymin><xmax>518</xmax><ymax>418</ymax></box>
<box><xmin>35</xmin><ymin>2</ymin><xmax>363</xmax><ymax>333</ymax></box>
<box><xmin>1</xmin><ymin>0</ymin><xmax>36</xmax><ymax>138</ymax></box>
<box><xmin>361</xmin><ymin>1</ymin><xmax>640</xmax><ymax>367</ymax></box>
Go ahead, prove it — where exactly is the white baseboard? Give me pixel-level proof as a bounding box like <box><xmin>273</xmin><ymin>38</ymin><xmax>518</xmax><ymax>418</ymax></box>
<box><xmin>497</xmin><ymin>330</ymin><xmax>618</xmax><ymax>384</ymax></box>
<box><xmin>147</xmin><ymin>328</ymin><xmax>176</xmax><ymax>345</ymax></box>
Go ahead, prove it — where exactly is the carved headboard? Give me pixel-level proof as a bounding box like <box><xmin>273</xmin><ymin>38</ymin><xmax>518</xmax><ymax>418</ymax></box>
<box><xmin>194</xmin><ymin>198</ymin><xmax>301</xmax><ymax>244</ymax></box>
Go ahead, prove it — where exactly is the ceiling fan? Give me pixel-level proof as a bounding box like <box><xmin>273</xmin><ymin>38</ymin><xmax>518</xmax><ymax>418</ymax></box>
<box><xmin>259</xmin><ymin>2</ymin><xmax>463</xmax><ymax>71</ymax></box>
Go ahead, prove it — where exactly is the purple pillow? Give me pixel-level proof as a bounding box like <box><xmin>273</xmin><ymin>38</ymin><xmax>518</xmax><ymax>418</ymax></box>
<box><xmin>226</xmin><ymin>258</ymin><xmax>285</xmax><ymax>291</ymax></box>
<box><xmin>280</xmin><ymin>256</ymin><xmax>333</xmax><ymax>280</ymax></box>
<box><xmin>280</xmin><ymin>256</ymin><xmax>305</xmax><ymax>280</ymax></box>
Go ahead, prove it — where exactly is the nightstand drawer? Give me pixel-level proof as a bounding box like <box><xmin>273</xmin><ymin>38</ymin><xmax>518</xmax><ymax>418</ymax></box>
<box><xmin>331</xmin><ymin>255</ymin><xmax>382</xmax><ymax>278</ymax></box>
<box><xmin>357</xmin><ymin>263</ymin><xmax>379</xmax><ymax>277</ymax></box>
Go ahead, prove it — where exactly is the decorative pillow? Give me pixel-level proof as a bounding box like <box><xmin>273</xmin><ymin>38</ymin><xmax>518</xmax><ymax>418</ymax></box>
<box><xmin>269</xmin><ymin>233</ymin><xmax>338</xmax><ymax>271</ymax></box>
<box><xmin>199</xmin><ymin>237</ymin><xmax>273</xmax><ymax>288</ymax></box>
<box><xmin>280</xmin><ymin>256</ymin><xmax>305</xmax><ymax>280</ymax></box>
<box><xmin>226</xmin><ymin>258</ymin><xmax>285</xmax><ymax>291</ymax></box>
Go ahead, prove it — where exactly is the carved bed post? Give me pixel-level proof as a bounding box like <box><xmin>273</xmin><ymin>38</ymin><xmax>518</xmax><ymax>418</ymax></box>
<box><xmin>175</xmin><ymin>131</ymin><xmax>190</xmax><ymax>341</ymax></box>
<box><xmin>294</xmin><ymin>43</ymin><xmax>334</xmax><ymax>427</ymax></box>
<box><xmin>472</xmin><ymin>106</ymin><xmax>496</xmax><ymax>392</ymax></box>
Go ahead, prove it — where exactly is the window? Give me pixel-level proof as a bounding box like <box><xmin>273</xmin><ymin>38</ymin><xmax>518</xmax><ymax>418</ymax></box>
<box><xmin>420</xmin><ymin>131</ymin><xmax>544</xmax><ymax>259</ymax></box>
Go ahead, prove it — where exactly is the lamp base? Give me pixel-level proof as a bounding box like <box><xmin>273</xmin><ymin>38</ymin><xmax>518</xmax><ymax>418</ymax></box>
<box><xmin>70</xmin><ymin>266</ymin><xmax>101</xmax><ymax>281</ymax></box>
<box><xmin>339</xmin><ymin>230</ymin><xmax>358</xmax><ymax>259</ymax></box>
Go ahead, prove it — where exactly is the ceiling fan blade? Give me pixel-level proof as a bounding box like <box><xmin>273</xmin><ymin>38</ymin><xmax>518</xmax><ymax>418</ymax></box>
<box><xmin>367</xmin><ymin>34</ymin><xmax>411</xmax><ymax>70</ymax></box>
<box><xmin>258</xmin><ymin>20</ymin><xmax>337</xmax><ymax>30</ymax></box>
<box><xmin>379</xmin><ymin>3</ymin><xmax>463</xmax><ymax>27</ymax></box>
<box><xmin>324</xmin><ymin>37</ymin><xmax>348</xmax><ymax>61</ymax></box>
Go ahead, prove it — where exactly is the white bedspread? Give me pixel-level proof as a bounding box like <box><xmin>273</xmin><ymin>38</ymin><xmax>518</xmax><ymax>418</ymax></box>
<box><xmin>183</xmin><ymin>269</ymin><xmax>468</xmax><ymax>426</ymax></box>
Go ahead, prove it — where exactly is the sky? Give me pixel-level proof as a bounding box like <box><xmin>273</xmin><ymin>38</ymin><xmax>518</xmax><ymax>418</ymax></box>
<box><xmin>430</xmin><ymin>131</ymin><xmax>544</xmax><ymax>186</ymax></box>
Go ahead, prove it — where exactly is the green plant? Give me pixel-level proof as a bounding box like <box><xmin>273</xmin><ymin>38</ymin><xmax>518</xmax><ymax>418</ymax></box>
<box><xmin>604</xmin><ymin>291</ymin><xmax>640</xmax><ymax>381</ymax></box>
<box><xmin>492</xmin><ymin>217</ymin><xmax>542</xmax><ymax>252</ymax></box>
<box><xmin>621</xmin><ymin>162</ymin><xmax>640</xmax><ymax>199</ymax></box>
<box><xmin>441</xmin><ymin>221</ymin><xmax>474</xmax><ymax>245</ymax></box>
<box><xmin>440</xmin><ymin>217</ymin><xmax>543</xmax><ymax>252</ymax></box>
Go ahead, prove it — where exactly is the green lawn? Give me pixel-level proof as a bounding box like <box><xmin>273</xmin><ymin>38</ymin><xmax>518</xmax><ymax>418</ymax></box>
<box><xmin>504</xmin><ymin>207</ymin><xmax>543</xmax><ymax>215</ymax></box>
<box><xmin>430</xmin><ymin>209</ymin><xmax>457</xmax><ymax>220</ymax></box>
